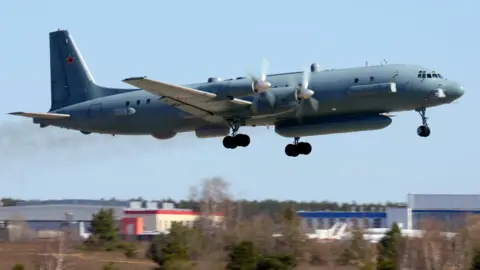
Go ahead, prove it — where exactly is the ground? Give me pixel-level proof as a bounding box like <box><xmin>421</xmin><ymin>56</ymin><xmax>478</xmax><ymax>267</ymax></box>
<box><xmin>0</xmin><ymin>242</ymin><xmax>156</xmax><ymax>270</ymax></box>
<box><xmin>0</xmin><ymin>242</ymin><xmax>359</xmax><ymax>270</ymax></box>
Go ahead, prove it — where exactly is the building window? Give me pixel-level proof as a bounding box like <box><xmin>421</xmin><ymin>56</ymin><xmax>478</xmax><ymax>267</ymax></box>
<box><xmin>373</xmin><ymin>218</ymin><xmax>382</xmax><ymax>228</ymax></box>
<box><xmin>305</xmin><ymin>218</ymin><xmax>313</xmax><ymax>228</ymax></box>
<box><xmin>316</xmin><ymin>218</ymin><xmax>324</xmax><ymax>229</ymax></box>
<box><xmin>328</xmin><ymin>218</ymin><xmax>336</xmax><ymax>228</ymax></box>
<box><xmin>350</xmin><ymin>218</ymin><xmax>359</xmax><ymax>228</ymax></box>
<box><xmin>362</xmin><ymin>218</ymin><xmax>369</xmax><ymax>228</ymax></box>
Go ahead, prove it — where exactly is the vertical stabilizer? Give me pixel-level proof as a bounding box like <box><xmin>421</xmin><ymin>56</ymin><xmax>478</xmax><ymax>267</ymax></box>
<box><xmin>49</xmin><ymin>30</ymin><xmax>99</xmax><ymax>111</ymax></box>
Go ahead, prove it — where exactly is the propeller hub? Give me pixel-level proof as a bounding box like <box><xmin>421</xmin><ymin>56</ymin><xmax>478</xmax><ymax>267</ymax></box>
<box><xmin>254</xmin><ymin>80</ymin><xmax>271</xmax><ymax>92</ymax></box>
<box><xmin>298</xmin><ymin>89</ymin><xmax>314</xmax><ymax>100</ymax></box>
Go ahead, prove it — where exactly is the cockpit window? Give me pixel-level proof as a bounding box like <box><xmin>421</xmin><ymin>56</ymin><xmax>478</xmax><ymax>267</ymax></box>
<box><xmin>417</xmin><ymin>70</ymin><xmax>444</xmax><ymax>79</ymax></box>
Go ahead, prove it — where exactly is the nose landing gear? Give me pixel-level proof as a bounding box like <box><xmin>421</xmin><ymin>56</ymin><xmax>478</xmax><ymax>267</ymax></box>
<box><xmin>416</xmin><ymin>108</ymin><xmax>431</xmax><ymax>137</ymax></box>
<box><xmin>285</xmin><ymin>137</ymin><xmax>312</xmax><ymax>157</ymax></box>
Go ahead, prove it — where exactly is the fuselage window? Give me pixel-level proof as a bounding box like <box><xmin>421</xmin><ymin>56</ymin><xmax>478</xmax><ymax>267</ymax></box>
<box><xmin>146</xmin><ymin>99</ymin><xmax>151</xmax><ymax>104</ymax></box>
<box><xmin>125</xmin><ymin>101</ymin><xmax>130</xmax><ymax>106</ymax></box>
<box><xmin>354</xmin><ymin>78</ymin><xmax>359</xmax><ymax>83</ymax></box>
<box><xmin>432</xmin><ymin>74</ymin><xmax>438</xmax><ymax>78</ymax></box>
<box><xmin>417</xmin><ymin>72</ymin><xmax>422</xmax><ymax>78</ymax></box>
<box><xmin>369</xmin><ymin>76</ymin><xmax>374</xmax><ymax>81</ymax></box>
<box><xmin>136</xmin><ymin>100</ymin><xmax>141</xmax><ymax>105</ymax></box>
<box><xmin>421</xmin><ymin>73</ymin><xmax>426</xmax><ymax>79</ymax></box>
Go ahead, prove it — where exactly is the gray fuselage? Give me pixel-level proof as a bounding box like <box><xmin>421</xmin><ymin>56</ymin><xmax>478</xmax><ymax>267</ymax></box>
<box><xmin>37</xmin><ymin>64</ymin><xmax>464</xmax><ymax>138</ymax></box>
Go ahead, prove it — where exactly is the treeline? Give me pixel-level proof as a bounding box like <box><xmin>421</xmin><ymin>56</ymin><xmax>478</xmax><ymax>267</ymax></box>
<box><xmin>1</xmin><ymin>197</ymin><xmax>406</xmax><ymax>218</ymax></box>
<box><xmin>81</xmin><ymin>207</ymin><xmax>480</xmax><ymax>270</ymax></box>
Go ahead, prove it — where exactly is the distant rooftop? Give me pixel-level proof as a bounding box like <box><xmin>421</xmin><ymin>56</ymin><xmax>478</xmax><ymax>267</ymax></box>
<box><xmin>16</xmin><ymin>199</ymin><xmax>131</xmax><ymax>207</ymax></box>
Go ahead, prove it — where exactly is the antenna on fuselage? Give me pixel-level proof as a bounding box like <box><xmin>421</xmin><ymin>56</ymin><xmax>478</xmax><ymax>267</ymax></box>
<box><xmin>365</xmin><ymin>61</ymin><xmax>368</xmax><ymax>67</ymax></box>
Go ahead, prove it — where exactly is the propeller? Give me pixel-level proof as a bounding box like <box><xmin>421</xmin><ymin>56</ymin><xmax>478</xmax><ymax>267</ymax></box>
<box><xmin>295</xmin><ymin>68</ymin><xmax>319</xmax><ymax>120</ymax></box>
<box><xmin>246</xmin><ymin>57</ymin><xmax>272</xmax><ymax>92</ymax></box>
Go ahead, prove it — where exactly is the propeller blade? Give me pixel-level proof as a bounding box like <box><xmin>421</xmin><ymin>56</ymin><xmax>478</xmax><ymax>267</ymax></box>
<box><xmin>260</xmin><ymin>57</ymin><xmax>269</xmax><ymax>81</ymax></box>
<box><xmin>265</xmin><ymin>91</ymin><xmax>276</xmax><ymax>106</ymax></box>
<box><xmin>302</xmin><ymin>69</ymin><xmax>310</xmax><ymax>89</ymax></box>
<box><xmin>296</xmin><ymin>101</ymin><xmax>304</xmax><ymax>119</ymax></box>
<box><xmin>308</xmin><ymin>97</ymin><xmax>319</xmax><ymax>111</ymax></box>
<box><xmin>247</xmin><ymin>57</ymin><xmax>271</xmax><ymax>92</ymax></box>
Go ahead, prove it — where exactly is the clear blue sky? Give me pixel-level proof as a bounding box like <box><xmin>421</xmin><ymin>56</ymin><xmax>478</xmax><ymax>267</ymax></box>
<box><xmin>0</xmin><ymin>1</ymin><xmax>478</xmax><ymax>203</ymax></box>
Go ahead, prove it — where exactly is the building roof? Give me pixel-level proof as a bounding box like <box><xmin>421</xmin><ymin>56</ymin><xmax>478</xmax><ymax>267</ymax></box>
<box><xmin>296</xmin><ymin>211</ymin><xmax>387</xmax><ymax>219</ymax></box>
<box><xmin>0</xmin><ymin>204</ymin><xmax>124</xmax><ymax>221</ymax></box>
<box><xmin>124</xmin><ymin>209</ymin><xmax>224</xmax><ymax>216</ymax></box>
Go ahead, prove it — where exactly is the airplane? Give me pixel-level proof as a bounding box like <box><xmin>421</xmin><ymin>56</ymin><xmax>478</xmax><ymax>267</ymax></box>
<box><xmin>8</xmin><ymin>29</ymin><xmax>465</xmax><ymax>157</ymax></box>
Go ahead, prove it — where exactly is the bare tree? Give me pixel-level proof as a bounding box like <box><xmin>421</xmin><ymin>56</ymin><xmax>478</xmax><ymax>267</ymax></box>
<box><xmin>32</xmin><ymin>227</ymin><xmax>75</xmax><ymax>270</ymax></box>
<box><xmin>320</xmin><ymin>240</ymin><xmax>345</xmax><ymax>269</ymax></box>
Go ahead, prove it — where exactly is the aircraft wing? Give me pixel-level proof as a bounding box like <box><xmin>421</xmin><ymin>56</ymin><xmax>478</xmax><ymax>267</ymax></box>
<box><xmin>122</xmin><ymin>77</ymin><xmax>251</xmax><ymax>123</ymax></box>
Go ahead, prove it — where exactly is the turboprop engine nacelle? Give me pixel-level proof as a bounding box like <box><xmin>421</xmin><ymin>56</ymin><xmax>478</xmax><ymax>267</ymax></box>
<box><xmin>250</xmin><ymin>87</ymin><xmax>301</xmax><ymax>117</ymax></box>
<box><xmin>205</xmin><ymin>78</ymin><xmax>272</xmax><ymax>99</ymax></box>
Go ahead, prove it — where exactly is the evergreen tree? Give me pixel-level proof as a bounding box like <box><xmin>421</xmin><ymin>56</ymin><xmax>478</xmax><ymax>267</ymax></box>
<box><xmin>471</xmin><ymin>247</ymin><xmax>480</xmax><ymax>270</ymax></box>
<box><xmin>376</xmin><ymin>222</ymin><xmax>402</xmax><ymax>270</ymax></box>
<box><xmin>88</xmin><ymin>208</ymin><xmax>119</xmax><ymax>245</ymax></box>
<box><xmin>147</xmin><ymin>222</ymin><xmax>193</xmax><ymax>269</ymax></box>
<box><xmin>257</xmin><ymin>254</ymin><xmax>297</xmax><ymax>270</ymax></box>
<box><xmin>226</xmin><ymin>241</ymin><xmax>259</xmax><ymax>270</ymax></box>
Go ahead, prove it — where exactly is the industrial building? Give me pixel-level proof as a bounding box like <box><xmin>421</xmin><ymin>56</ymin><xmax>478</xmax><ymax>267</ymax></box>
<box><xmin>0</xmin><ymin>199</ymin><xmax>223</xmax><ymax>241</ymax></box>
<box><xmin>1</xmin><ymin>193</ymin><xmax>479</xmax><ymax>241</ymax></box>
<box><xmin>297</xmin><ymin>194</ymin><xmax>480</xmax><ymax>232</ymax></box>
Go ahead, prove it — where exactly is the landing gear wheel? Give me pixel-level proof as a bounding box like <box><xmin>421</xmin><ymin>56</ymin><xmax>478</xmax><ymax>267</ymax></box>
<box><xmin>417</xmin><ymin>125</ymin><xmax>431</xmax><ymax>137</ymax></box>
<box><xmin>416</xmin><ymin>108</ymin><xmax>431</xmax><ymax>138</ymax></box>
<box><xmin>285</xmin><ymin>144</ymin><xmax>299</xmax><ymax>157</ymax></box>
<box><xmin>223</xmin><ymin>120</ymin><xmax>251</xmax><ymax>149</ymax></box>
<box><xmin>223</xmin><ymin>136</ymin><xmax>237</xmax><ymax>149</ymax></box>
<box><xmin>235</xmin><ymin>134</ymin><xmax>250</xmax><ymax>147</ymax></box>
<box><xmin>285</xmin><ymin>137</ymin><xmax>312</xmax><ymax>157</ymax></box>
<box><xmin>297</xmin><ymin>142</ymin><xmax>312</xmax><ymax>155</ymax></box>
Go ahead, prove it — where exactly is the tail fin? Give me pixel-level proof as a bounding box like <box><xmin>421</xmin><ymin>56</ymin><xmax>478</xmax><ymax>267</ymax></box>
<box><xmin>49</xmin><ymin>30</ymin><xmax>97</xmax><ymax>111</ymax></box>
<box><xmin>49</xmin><ymin>30</ymin><xmax>130</xmax><ymax>111</ymax></box>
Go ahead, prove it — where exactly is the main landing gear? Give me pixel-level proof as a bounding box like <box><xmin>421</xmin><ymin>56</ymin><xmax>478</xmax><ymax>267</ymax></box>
<box><xmin>285</xmin><ymin>137</ymin><xmax>312</xmax><ymax>157</ymax></box>
<box><xmin>223</xmin><ymin>122</ymin><xmax>250</xmax><ymax>149</ymax></box>
<box><xmin>416</xmin><ymin>108</ymin><xmax>431</xmax><ymax>138</ymax></box>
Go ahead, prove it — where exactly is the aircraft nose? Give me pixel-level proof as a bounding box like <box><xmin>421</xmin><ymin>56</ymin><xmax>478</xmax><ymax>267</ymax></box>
<box><xmin>446</xmin><ymin>81</ymin><xmax>465</xmax><ymax>101</ymax></box>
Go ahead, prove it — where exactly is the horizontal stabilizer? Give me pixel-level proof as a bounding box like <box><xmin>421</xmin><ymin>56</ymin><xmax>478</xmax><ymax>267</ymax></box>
<box><xmin>8</xmin><ymin>112</ymin><xmax>70</xmax><ymax>119</ymax></box>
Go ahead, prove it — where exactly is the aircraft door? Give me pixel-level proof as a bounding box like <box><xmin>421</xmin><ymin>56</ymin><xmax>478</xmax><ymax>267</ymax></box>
<box><xmin>87</xmin><ymin>103</ymin><xmax>102</xmax><ymax>117</ymax></box>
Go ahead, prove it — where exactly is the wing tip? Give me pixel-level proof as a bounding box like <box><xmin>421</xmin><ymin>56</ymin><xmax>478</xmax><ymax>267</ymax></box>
<box><xmin>123</xmin><ymin>76</ymin><xmax>147</xmax><ymax>82</ymax></box>
<box><xmin>8</xmin><ymin>111</ymin><xmax>24</xmax><ymax>116</ymax></box>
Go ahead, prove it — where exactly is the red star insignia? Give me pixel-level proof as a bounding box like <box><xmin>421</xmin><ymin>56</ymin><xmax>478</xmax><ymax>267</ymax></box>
<box><xmin>66</xmin><ymin>56</ymin><xmax>74</xmax><ymax>64</ymax></box>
